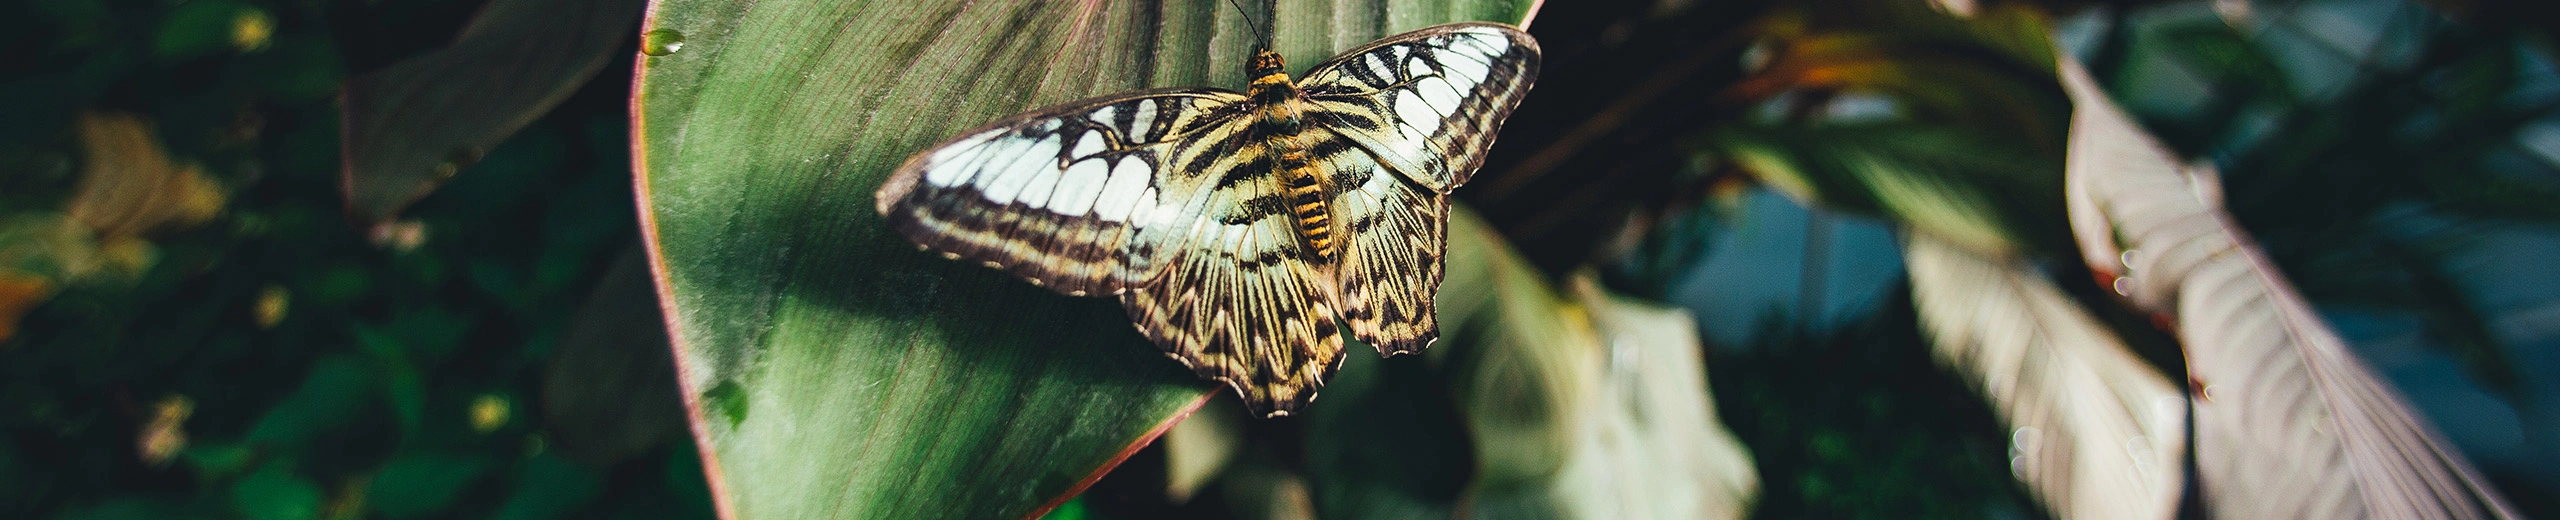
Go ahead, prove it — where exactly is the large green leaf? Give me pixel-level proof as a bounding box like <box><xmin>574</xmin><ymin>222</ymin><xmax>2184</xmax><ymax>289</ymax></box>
<box><xmin>628</xmin><ymin>1</ymin><xmax>1533</xmax><ymax>518</ymax></box>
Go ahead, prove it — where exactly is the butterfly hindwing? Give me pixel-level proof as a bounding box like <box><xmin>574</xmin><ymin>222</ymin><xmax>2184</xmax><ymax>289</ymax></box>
<box><xmin>878</xmin><ymin>89</ymin><xmax>1249</xmax><ymax>296</ymax></box>
<box><xmin>1299</xmin><ymin>22</ymin><xmax>1540</xmax><ymax>192</ymax></box>
<box><xmin>1325</xmin><ymin>145</ymin><xmax>1447</xmax><ymax>354</ymax></box>
<box><xmin>1302</xmin><ymin>22</ymin><xmax>1534</xmax><ymax>355</ymax></box>
<box><xmin>878</xmin><ymin>22</ymin><xmax>1539</xmax><ymax>417</ymax></box>
<box><xmin>1121</xmin><ymin>138</ymin><xmax>1346</xmax><ymax>413</ymax></box>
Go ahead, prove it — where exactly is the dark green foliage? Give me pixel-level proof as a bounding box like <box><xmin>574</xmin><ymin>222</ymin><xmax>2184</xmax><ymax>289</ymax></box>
<box><xmin>1710</xmin><ymin>295</ymin><xmax>2048</xmax><ymax>520</ymax></box>
<box><xmin>0</xmin><ymin>0</ymin><xmax>708</xmax><ymax>517</ymax></box>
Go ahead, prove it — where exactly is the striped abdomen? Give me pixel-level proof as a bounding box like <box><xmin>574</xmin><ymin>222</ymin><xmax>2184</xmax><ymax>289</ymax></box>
<box><xmin>1277</xmin><ymin>145</ymin><xmax>1335</xmax><ymax>261</ymax></box>
<box><xmin>1246</xmin><ymin>59</ymin><xmax>1340</xmax><ymax>263</ymax></box>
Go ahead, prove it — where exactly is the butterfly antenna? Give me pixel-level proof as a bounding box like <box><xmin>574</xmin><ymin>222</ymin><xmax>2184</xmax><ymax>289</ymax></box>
<box><xmin>1222</xmin><ymin>0</ymin><xmax>1273</xmax><ymax>50</ymax></box>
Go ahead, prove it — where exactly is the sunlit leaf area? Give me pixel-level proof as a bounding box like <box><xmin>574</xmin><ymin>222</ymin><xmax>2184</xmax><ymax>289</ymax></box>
<box><xmin>6</xmin><ymin>0</ymin><xmax>2558</xmax><ymax>517</ymax></box>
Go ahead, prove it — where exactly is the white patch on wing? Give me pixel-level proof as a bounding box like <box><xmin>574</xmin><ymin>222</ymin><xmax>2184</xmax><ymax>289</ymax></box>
<box><xmin>921</xmin><ymin>145</ymin><xmax>986</xmax><ymax>186</ymax></box>
<box><xmin>1049</xmin><ymin>159</ymin><xmax>1111</xmax><ymax>214</ymax></box>
<box><xmin>974</xmin><ymin>137</ymin><xmax>1044</xmax><ymax>180</ymax></box>
<box><xmin>1093</xmin><ymin>158</ymin><xmax>1152</xmax><ymax>222</ymax></box>
<box><xmin>1476</xmin><ymin>30</ymin><xmax>1511</xmax><ymax>51</ymax></box>
<box><xmin>1437</xmin><ymin>52</ymin><xmax>1491</xmax><ymax>85</ymax></box>
<box><xmin>1071</xmin><ymin>130</ymin><xmax>1107</xmax><ymax>158</ymax></box>
<box><xmin>926</xmin><ymin>129</ymin><xmax>1001</xmax><ymax>167</ymax></box>
<box><xmin>1404</xmin><ymin>55</ymin><xmax>1437</xmax><ymax>81</ymax></box>
<box><xmin>1128</xmin><ymin>187</ymin><xmax>1161</xmax><ymax>228</ymax></box>
<box><xmin>1221</xmin><ymin>220</ymin><xmax>1247</xmax><ymax>252</ymax></box>
<box><xmin>1366</xmin><ymin>165</ymin><xmax>1399</xmax><ymax>201</ymax></box>
<box><xmin>1415</xmin><ymin>76</ymin><xmax>1464</xmax><ymax>115</ymax></box>
<box><xmin>1394</xmin><ymin>92</ymin><xmax>1444</xmax><ymax>128</ymax></box>
<box><xmin>1015</xmin><ymin>162</ymin><xmax>1061</xmax><ymax>208</ymax></box>
<box><xmin>978</xmin><ymin>138</ymin><xmax>1060</xmax><ymax>204</ymax></box>
<box><xmin>1433</xmin><ymin>43</ymin><xmax>1495</xmax><ymax>71</ymax></box>
<box><xmin>1128</xmin><ymin>100</ymin><xmax>1157</xmax><ymax>141</ymax></box>
<box><xmin>1455</xmin><ymin>30</ymin><xmax>1507</xmax><ymax>55</ymax></box>
<box><xmin>1091</xmin><ymin>105</ymin><xmax>1120</xmax><ymax>128</ymax></box>
<box><xmin>1363</xmin><ymin>53</ymin><xmax>1393</xmax><ymax>79</ymax></box>
<box><xmin>1396</xmin><ymin>117</ymin><xmax>1432</xmax><ymax>146</ymax></box>
<box><xmin>1339</xmin><ymin>169</ymin><xmax>1380</xmax><ymax>214</ymax></box>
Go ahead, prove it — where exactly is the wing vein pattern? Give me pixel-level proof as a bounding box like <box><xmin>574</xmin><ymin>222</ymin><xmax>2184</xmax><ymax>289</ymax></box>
<box><xmin>879</xmin><ymin>22</ymin><xmax>1539</xmax><ymax>416</ymax></box>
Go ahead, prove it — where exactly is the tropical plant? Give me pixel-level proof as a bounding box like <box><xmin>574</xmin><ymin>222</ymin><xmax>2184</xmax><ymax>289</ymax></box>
<box><xmin>6</xmin><ymin>0</ymin><xmax>2556</xmax><ymax>518</ymax></box>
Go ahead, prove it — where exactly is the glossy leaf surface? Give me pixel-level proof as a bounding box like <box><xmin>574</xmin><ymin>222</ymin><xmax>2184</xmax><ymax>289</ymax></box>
<box><xmin>629</xmin><ymin>1</ymin><xmax>1533</xmax><ymax>518</ymax></box>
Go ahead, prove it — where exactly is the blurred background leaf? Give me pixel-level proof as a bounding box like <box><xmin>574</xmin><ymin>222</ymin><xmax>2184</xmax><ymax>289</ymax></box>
<box><xmin>1905</xmin><ymin>235</ymin><xmax>2185</xmax><ymax>520</ymax></box>
<box><xmin>338</xmin><ymin>0</ymin><xmax>645</xmax><ymax>223</ymax></box>
<box><xmin>540</xmin><ymin>247</ymin><xmax>686</xmax><ymax>469</ymax></box>
<box><xmin>2061</xmin><ymin>55</ymin><xmax>2520</xmax><ymax>517</ymax></box>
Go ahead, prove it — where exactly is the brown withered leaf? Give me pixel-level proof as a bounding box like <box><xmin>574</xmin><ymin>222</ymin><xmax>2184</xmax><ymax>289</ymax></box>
<box><xmin>0</xmin><ymin>271</ymin><xmax>49</xmax><ymax>342</ymax></box>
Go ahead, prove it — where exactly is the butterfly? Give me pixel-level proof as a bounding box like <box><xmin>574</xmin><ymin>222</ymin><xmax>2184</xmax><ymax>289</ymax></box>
<box><xmin>875</xmin><ymin>21</ymin><xmax>1539</xmax><ymax>417</ymax></box>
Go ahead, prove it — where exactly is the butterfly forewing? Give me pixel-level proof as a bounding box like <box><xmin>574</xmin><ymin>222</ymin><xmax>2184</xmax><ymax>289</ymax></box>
<box><xmin>1300</xmin><ymin>23</ymin><xmax>1540</xmax><ymax>191</ymax></box>
<box><xmin>878</xmin><ymin>22</ymin><xmax>1539</xmax><ymax>417</ymax></box>
<box><xmin>878</xmin><ymin>89</ymin><xmax>1249</xmax><ymax>297</ymax></box>
<box><xmin>1300</xmin><ymin>22</ymin><xmax>1535</xmax><ymax>355</ymax></box>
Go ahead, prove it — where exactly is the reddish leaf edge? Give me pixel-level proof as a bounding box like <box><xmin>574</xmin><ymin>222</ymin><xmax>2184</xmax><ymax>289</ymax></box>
<box><xmin>625</xmin><ymin>12</ymin><xmax>1220</xmax><ymax>519</ymax></box>
<box><xmin>628</xmin><ymin>4</ymin><xmax>1538</xmax><ymax>517</ymax></box>
<box><xmin>1021</xmin><ymin>392</ymin><xmax>1220</xmax><ymax>520</ymax></box>
<box><xmin>626</xmin><ymin>17</ymin><xmax>738</xmax><ymax>516</ymax></box>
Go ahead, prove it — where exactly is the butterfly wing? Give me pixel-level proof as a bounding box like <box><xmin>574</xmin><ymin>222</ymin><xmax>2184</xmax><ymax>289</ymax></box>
<box><xmin>880</xmin><ymin>23</ymin><xmax>1543</xmax><ymax>417</ymax></box>
<box><xmin>1323</xmin><ymin>146</ymin><xmax>1448</xmax><ymax>355</ymax></box>
<box><xmin>882</xmin><ymin>86</ymin><xmax>1344</xmax><ymax>416</ymax></box>
<box><xmin>1300</xmin><ymin>22</ymin><xmax>1539</xmax><ymax>353</ymax></box>
<box><xmin>1121</xmin><ymin>124</ymin><xmax>1345</xmax><ymax>415</ymax></box>
<box><xmin>1299</xmin><ymin>22</ymin><xmax>1541</xmax><ymax>192</ymax></box>
<box><xmin>877</xmin><ymin>88</ymin><xmax>1250</xmax><ymax>297</ymax></box>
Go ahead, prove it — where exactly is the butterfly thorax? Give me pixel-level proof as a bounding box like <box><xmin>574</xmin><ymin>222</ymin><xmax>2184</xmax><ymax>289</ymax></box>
<box><xmin>1241</xmin><ymin>49</ymin><xmax>1342</xmax><ymax>263</ymax></box>
<box><xmin>880</xmin><ymin>22</ymin><xmax>1541</xmax><ymax>417</ymax></box>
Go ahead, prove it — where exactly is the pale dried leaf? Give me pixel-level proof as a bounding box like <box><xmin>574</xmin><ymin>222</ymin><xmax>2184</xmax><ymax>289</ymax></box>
<box><xmin>1437</xmin><ymin>206</ymin><xmax>1591</xmax><ymax>491</ymax></box>
<box><xmin>2058</xmin><ymin>57</ymin><xmax>2519</xmax><ymax>520</ymax></box>
<box><xmin>69</xmin><ymin>112</ymin><xmax>226</xmax><ymax>241</ymax></box>
<box><xmin>1441</xmin><ymin>209</ymin><xmax>1755</xmax><ymax>519</ymax></box>
<box><xmin>1219</xmin><ymin>459</ymin><xmax>1320</xmax><ymax>520</ymax></box>
<box><xmin>1527</xmin><ymin>281</ymin><xmax>1757</xmax><ymax>520</ymax></box>
<box><xmin>1905</xmin><ymin>235</ymin><xmax>2184</xmax><ymax>520</ymax></box>
<box><xmin>1163</xmin><ymin>398</ymin><xmax>1244</xmax><ymax>504</ymax></box>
